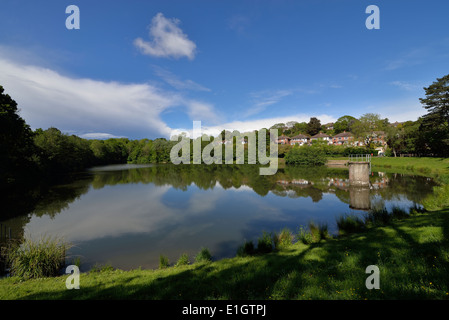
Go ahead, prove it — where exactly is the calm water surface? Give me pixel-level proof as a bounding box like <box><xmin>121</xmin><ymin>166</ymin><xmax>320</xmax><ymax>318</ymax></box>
<box><xmin>1</xmin><ymin>164</ymin><xmax>437</xmax><ymax>271</ymax></box>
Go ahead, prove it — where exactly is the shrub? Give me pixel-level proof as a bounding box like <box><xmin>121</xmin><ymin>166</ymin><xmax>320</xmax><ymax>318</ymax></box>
<box><xmin>256</xmin><ymin>231</ymin><xmax>274</xmax><ymax>254</ymax></box>
<box><xmin>297</xmin><ymin>226</ymin><xmax>314</xmax><ymax>245</ymax></box>
<box><xmin>276</xmin><ymin>228</ymin><xmax>294</xmax><ymax>249</ymax></box>
<box><xmin>285</xmin><ymin>145</ymin><xmax>327</xmax><ymax>166</ymax></box>
<box><xmin>175</xmin><ymin>253</ymin><xmax>190</xmax><ymax>267</ymax></box>
<box><xmin>159</xmin><ymin>255</ymin><xmax>170</xmax><ymax>269</ymax></box>
<box><xmin>195</xmin><ymin>247</ymin><xmax>212</xmax><ymax>263</ymax></box>
<box><xmin>4</xmin><ymin>235</ymin><xmax>71</xmax><ymax>279</ymax></box>
<box><xmin>297</xmin><ymin>222</ymin><xmax>330</xmax><ymax>244</ymax></box>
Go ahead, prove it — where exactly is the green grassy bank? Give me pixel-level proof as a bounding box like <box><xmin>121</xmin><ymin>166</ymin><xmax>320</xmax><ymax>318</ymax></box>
<box><xmin>370</xmin><ymin>157</ymin><xmax>449</xmax><ymax>177</ymax></box>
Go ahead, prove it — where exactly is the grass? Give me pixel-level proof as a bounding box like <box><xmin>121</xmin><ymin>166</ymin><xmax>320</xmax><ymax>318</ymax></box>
<box><xmin>1</xmin><ymin>235</ymin><xmax>71</xmax><ymax>280</ymax></box>
<box><xmin>369</xmin><ymin>157</ymin><xmax>449</xmax><ymax>177</ymax></box>
<box><xmin>1</xmin><ymin>207</ymin><xmax>448</xmax><ymax>300</ymax></box>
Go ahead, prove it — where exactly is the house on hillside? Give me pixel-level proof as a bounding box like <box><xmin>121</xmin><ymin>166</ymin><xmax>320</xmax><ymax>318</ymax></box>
<box><xmin>310</xmin><ymin>132</ymin><xmax>332</xmax><ymax>144</ymax></box>
<box><xmin>324</xmin><ymin>123</ymin><xmax>334</xmax><ymax>130</ymax></box>
<box><xmin>290</xmin><ymin>134</ymin><xmax>310</xmax><ymax>146</ymax></box>
<box><xmin>332</xmin><ymin>131</ymin><xmax>354</xmax><ymax>145</ymax></box>
<box><xmin>372</xmin><ymin>131</ymin><xmax>387</xmax><ymax>145</ymax></box>
<box><xmin>277</xmin><ymin>135</ymin><xmax>291</xmax><ymax>145</ymax></box>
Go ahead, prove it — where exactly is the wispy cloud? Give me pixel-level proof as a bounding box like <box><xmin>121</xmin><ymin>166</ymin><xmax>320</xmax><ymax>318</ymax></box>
<box><xmin>153</xmin><ymin>66</ymin><xmax>210</xmax><ymax>92</ymax></box>
<box><xmin>384</xmin><ymin>47</ymin><xmax>429</xmax><ymax>71</ymax></box>
<box><xmin>244</xmin><ymin>89</ymin><xmax>294</xmax><ymax>117</ymax></box>
<box><xmin>390</xmin><ymin>81</ymin><xmax>421</xmax><ymax>92</ymax></box>
<box><xmin>228</xmin><ymin>14</ymin><xmax>252</xmax><ymax>35</ymax></box>
<box><xmin>134</xmin><ymin>13</ymin><xmax>197</xmax><ymax>60</ymax></box>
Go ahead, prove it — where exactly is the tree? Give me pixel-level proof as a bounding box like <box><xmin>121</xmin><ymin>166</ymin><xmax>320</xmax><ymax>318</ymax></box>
<box><xmin>419</xmin><ymin>74</ymin><xmax>449</xmax><ymax>156</ymax></box>
<box><xmin>334</xmin><ymin>115</ymin><xmax>357</xmax><ymax>134</ymax></box>
<box><xmin>0</xmin><ymin>85</ymin><xmax>36</xmax><ymax>184</ymax></box>
<box><xmin>306</xmin><ymin>117</ymin><xmax>322</xmax><ymax>136</ymax></box>
<box><xmin>351</xmin><ymin>113</ymin><xmax>389</xmax><ymax>144</ymax></box>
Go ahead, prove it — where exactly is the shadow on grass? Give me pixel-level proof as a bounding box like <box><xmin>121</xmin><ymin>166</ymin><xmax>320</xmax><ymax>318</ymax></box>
<box><xmin>20</xmin><ymin>209</ymin><xmax>449</xmax><ymax>300</ymax></box>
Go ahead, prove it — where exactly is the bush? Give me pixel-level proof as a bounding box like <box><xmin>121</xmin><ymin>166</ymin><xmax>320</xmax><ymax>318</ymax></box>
<box><xmin>285</xmin><ymin>145</ymin><xmax>327</xmax><ymax>166</ymax></box>
<box><xmin>236</xmin><ymin>240</ymin><xmax>255</xmax><ymax>257</ymax></box>
<box><xmin>195</xmin><ymin>247</ymin><xmax>212</xmax><ymax>263</ymax></box>
<box><xmin>175</xmin><ymin>253</ymin><xmax>190</xmax><ymax>267</ymax></box>
<box><xmin>3</xmin><ymin>235</ymin><xmax>71</xmax><ymax>279</ymax></box>
<box><xmin>297</xmin><ymin>226</ymin><xmax>314</xmax><ymax>244</ymax></box>
<box><xmin>256</xmin><ymin>231</ymin><xmax>274</xmax><ymax>254</ymax></box>
<box><xmin>276</xmin><ymin>228</ymin><xmax>294</xmax><ymax>249</ymax></box>
<box><xmin>159</xmin><ymin>255</ymin><xmax>170</xmax><ymax>269</ymax></box>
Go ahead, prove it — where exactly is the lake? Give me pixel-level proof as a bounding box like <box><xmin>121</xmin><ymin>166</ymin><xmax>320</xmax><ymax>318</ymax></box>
<box><xmin>0</xmin><ymin>164</ymin><xmax>437</xmax><ymax>271</ymax></box>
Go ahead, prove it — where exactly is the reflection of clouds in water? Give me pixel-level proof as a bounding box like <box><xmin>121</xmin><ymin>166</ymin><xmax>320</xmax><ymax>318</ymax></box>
<box><xmin>26</xmin><ymin>185</ymin><xmax>176</xmax><ymax>242</ymax></box>
<box><xmin>25</xmin><ymin>183</ymin><xmax>256</xmax><ymax>245</ymax></box>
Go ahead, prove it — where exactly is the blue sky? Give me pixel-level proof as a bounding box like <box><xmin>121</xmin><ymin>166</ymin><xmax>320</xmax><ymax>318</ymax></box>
<box><xmin>1</xmin><ymin>0</ymin><xmax>448</xmax><ymax>139</ymax></box>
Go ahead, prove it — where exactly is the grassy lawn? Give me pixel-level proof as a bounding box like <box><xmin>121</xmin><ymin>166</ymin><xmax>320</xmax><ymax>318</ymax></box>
<box><xmin>1</xmin><ymin>208</ymin><xmax>448</xmax><ymax>300</ymax></box>
<box><xmin>370</xmin><ymin>157</ymin><xmax>449</xmax><ymax>177</ymax></box>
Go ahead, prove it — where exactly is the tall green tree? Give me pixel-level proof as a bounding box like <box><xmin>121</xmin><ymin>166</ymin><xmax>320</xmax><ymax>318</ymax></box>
<box><xmin>0</xmin><ymin>86</ymin><xmax>36</xmax><ymax>184</ymax></box>
<box><xmin>419</xmin><ymin>74</ymin><xmax>449</xmax><ymax>156</ymax></box>
<box><xmin>306</xmin><ymin>117</ymin><xmax>322</xmax><ymax>136</ymax></box>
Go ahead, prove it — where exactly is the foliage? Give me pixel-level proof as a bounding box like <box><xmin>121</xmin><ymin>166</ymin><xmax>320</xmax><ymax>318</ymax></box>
<box><xmin>350</xmin><ymin>113</ymin><xmax>388</xmax><ymax>140</ymax></box>
<box><xmin>285</xmin><ymin>145</ymin><xmax>327</xmax><ymax>166</ymax></box>
<box><xmin>175</xmin><ymin>253</ymin><xmax>190</xmax><ymax>267</ymax></box>
<box><xmin>276</xmin><ymin>228</ymin><xmax>294</xmax><ymax>249</ymax></box>
<box><xmin>0</xmin><ymin>86</ymin><xmax>36</xmax><ymax>184</ymax></box>
<box><xmin>256</xmin><ymin>231</ymin><xmax>275</xmax><ymax>254</ymax></box>
<box><xmin>194</xmin><ymin>247</ymin><xmax>212</xmax><ymax>263</ymax></box>
<box><xmin>236</xmin><ymin>240</ymin><xmax>255</xmax><ymax>257</ymax></box>
<box><xmin>333</xmin><ymin>115</ymin><xmax>357</xmax><ymax>134</ymax></box>
<box><xmin>159</xmin><ymin>255</ymin><xmax>170</xmax><ymax>269</ymax></box>
<box><xmin>296</xmin><ymin>226</ymin><xmax>314</xmax><ymax>244</ymax></box>
<box><xmin>306</xmin><ymin>117</ymin><xmax>322</xmax><ymax>136</ymax></box>
<box><xmin>2</xmin><ymin>235</ymin><xmax>71</xmax><ymax>279</ymax></box>
<box><xmin>336</xmin><ymin>214</ymin><xmax>366</xmax><ymax>235</ymax></box>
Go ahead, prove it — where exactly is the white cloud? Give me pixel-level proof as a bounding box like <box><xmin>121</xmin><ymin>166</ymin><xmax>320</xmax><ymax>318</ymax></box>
<box><xmin>78</xmin><ymin>133</ymin><xmax>126</xmax><ymax>140</ymax></box>
<box><xmin>0</xmin><ymin>52</ymin><xmax>217</xmax><ymax>139</ymax></box>
<box><xmin>186</xmin><ymin>100</ymin><xmax>220</xmax><ymax>124</ymax></box>
<box><xmin>134</xmin><ymin>13</ymin><xmax>197</xmax><ymax>60</ymax></box>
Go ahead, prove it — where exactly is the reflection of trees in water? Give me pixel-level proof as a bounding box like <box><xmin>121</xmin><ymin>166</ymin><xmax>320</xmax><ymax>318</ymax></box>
<box><xmin>3</xmin><ymin>165</ymin><xmax>438</xmax><ymax>227</ymax></box>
